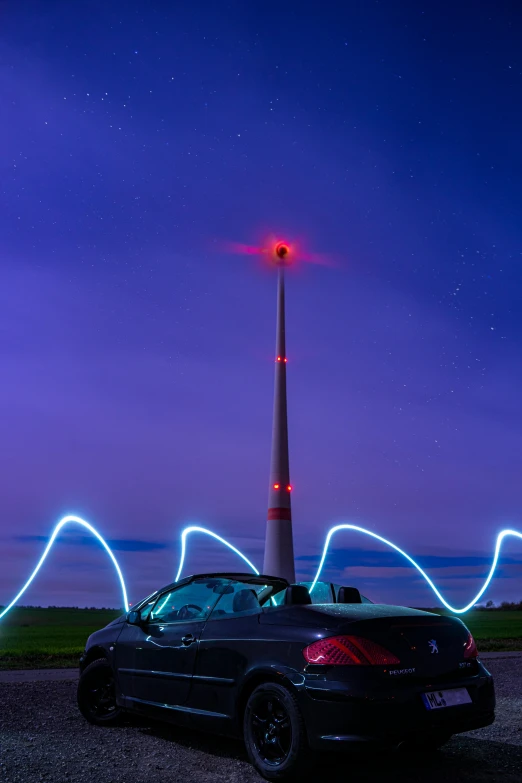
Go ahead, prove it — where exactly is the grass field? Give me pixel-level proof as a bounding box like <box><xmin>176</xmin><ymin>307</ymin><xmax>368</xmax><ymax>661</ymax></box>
<box><xmin>425</xmin><ymin>609</ymin><xmax>522</xmax><ymax>652</ymax></box>
<box><xmin>0</xmin><ymin>606</ymin><xmax>521</xmax><ymax>669</ymax></box>
<box><xmin>0</xmin><ymin>607</ymin><xmax>121</xmax><ymax>669</ymax></box>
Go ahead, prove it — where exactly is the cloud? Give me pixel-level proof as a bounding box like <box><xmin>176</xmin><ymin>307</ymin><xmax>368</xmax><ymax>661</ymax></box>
<box><xmin>297</xmin><ymin>545</ymin><xmax>522</xmax><ymax>571</ymax></box>
<box><xmin>338</xmin><ymin>564</ymin><xmax>498</xmax><ymax>581</ymax></box>
<box><xmin>15</xmin><ymin>535</ymin><xmax>168</xmax><ymax>553</ymax></box>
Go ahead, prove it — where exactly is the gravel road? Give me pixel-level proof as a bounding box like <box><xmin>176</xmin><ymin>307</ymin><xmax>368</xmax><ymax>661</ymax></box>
<box><xmin>1</xmin><ymin>657</ymin><xmax>521</xmax><ymax>783</ymax></box>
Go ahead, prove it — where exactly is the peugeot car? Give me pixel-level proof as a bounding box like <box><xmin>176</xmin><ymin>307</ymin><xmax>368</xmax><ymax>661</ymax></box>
<box><xmin>77</xmin><ymin>572</ymin><xmax>495</xmax><ymax>780</ymax></box>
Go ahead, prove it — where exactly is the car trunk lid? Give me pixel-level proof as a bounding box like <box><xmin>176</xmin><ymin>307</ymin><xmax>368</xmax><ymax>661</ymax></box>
<box><xmin>336</xmin><ymin>612</ymin><xmax>471</xmax><ymax>678</ymax></box>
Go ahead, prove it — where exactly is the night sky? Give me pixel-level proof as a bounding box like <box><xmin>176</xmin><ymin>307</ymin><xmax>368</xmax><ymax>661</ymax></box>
<box><xmin>1</xmin><ymin>1</ymin><xmax>521</xmax><ymax>610</ymax></box>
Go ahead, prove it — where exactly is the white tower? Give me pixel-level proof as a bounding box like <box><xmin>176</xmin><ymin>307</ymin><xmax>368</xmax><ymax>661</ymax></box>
<box><xmin>263</xmin><ymin>243</ymin><xmax>296</xmax><ymax>582</ymax></box>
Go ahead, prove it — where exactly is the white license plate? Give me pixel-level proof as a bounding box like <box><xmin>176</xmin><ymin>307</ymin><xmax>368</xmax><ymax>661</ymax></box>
<box><xmin>422</xmin><ymin>688</ymin><xmax>472</xmax><ymax>710</ymax></box>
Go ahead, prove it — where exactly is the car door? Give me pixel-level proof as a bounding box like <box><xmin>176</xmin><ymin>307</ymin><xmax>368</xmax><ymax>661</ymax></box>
<box><xmin>115</xmin><ymin>579</ymin><xmax>223</xmax><ymax>709</ymax></box>
<box><xmin>189</xmin><ymin>583</ymin><xmax>265</xmax><ymax>719</ymax></box>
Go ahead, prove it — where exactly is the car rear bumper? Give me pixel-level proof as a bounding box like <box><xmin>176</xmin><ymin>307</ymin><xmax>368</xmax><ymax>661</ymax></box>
<box><xmin>299</xmin><ymin>671</ymin><xmax>495</xmax><ymax>751</ymax></box>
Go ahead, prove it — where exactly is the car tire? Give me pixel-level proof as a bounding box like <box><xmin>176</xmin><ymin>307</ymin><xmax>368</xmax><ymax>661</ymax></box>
<box><xmin>243</xmin><ymin>681</ymin><xmax>310</xmax><ymax>781</ymax></box>
<box><xmin>77</xmin><ymin>658</ymin><xmax>123</xmax><ymax>726</ymax></box>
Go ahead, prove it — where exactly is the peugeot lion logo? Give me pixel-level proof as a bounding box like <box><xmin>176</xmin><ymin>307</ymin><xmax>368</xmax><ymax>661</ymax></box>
<box><xmin>428</xmin><ymin>639</ymin><xmax>439</xmax><ymax>654</ymax></box>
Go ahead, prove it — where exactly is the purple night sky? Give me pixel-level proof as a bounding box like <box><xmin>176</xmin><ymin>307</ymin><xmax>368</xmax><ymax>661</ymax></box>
<box><xmin>1</xmin><ymin>1</ymin><xmax>521</xmax><ymax>610</ymax></box>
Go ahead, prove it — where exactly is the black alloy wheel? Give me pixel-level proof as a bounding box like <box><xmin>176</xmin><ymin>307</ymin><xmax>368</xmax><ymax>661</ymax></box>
<box><xmin>77</xmin><ymin>658</ymin><xmax>123</xmax><ymax>726</ymax></box>
<box><xmin>251</xmin><ymin>693</ymin><xmax>292</xmax><ymax>764</ymax></box>
<box><xmin>244</xmin><ymin>682</ymin><xmax>309</xmax><ymax>781</ymax></box>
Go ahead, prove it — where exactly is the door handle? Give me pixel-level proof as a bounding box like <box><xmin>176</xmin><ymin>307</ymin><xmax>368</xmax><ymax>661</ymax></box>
<box><xmin>181</xmin><ymin>634</ymin><xmax>195</xmax><ymax>646</ymax></box>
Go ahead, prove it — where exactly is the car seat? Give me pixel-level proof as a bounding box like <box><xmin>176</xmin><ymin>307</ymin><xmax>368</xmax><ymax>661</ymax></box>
<box><xmin>337</xmin><ymin>586</ymin><xmax>362</xmax><ymax>603</ymax></box>
<box><xmin>232</xmin><ymin>588</ymin><xmax>261</xmax><ymax>613</ymax></box>
<box><xmin>283</xmin><ymin>585</ymin><xmax>312</xmax><ymax>605</ymax></box>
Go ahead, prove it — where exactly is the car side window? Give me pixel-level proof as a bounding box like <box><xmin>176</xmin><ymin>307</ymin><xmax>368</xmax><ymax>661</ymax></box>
<box><xmin>148</xmin><ymin>581</ymin><xmax>223</xmax><ymax>624</ymax></box>
<box><xmin>209</xmin><ymin>583</ymin><xmax>263</xmax><ymax>620</ymax></box>
<box><xmin>138</xmin><ymin>599</ymin><xmax>156</xmax><ymax>623</ymax></box>
<box><xmin>300</xmin><ymin>581</ymin><xmax>334</xmax><ymax>604</ymax></box>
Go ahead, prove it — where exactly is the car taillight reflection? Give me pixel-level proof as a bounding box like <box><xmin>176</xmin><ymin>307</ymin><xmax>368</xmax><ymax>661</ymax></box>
<box><xmin>463</xmin><ymin>632</ymin><xmax>478</xmax><ymax>659</ymax></box>
<box><xmin>303</xmin><ymin>635</ymin><xmax>400</xmax><ymax>666</ymax></box>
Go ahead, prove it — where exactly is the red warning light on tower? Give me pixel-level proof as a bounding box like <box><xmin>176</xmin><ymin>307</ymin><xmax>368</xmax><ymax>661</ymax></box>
<box><xmin>216</xmin><ymin>234</ymin><xmax>337</xmax><ymax>269</ymax></box>
<box><xmin>274</xmin><ymin>241</ymin><xmax>291</xmax><ymax>262</ymax></box>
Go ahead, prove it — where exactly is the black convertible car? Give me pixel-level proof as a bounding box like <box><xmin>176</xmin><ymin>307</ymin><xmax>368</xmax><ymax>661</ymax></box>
<box><xmin>78</xmin><ymin>572</ymin><xmax>495</xmax><ymax>780</ymax></box>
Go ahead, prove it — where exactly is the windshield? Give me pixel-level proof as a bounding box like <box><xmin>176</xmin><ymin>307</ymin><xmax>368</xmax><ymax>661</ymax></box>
<box><xmin>129</xmin><ymin>578</ymin><xmax>374</xmax><ymax>615</ymax></box>
<box><xmin>266</xmin><ymin>581</ymin><xmax>374</xmax><ymax>605</ymax></box>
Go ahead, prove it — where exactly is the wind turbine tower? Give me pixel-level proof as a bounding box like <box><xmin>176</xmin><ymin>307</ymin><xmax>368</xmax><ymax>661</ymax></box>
<box><xmin>263</xmin><ymin>242</ymin><xmax>296</xmax><ymax>582</ymax></box>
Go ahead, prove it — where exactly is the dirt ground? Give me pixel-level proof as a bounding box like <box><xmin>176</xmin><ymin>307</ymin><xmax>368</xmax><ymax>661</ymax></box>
<box><xmin>0</xmin><ymin>656</ymin><xmax>521</xmax><ymax>782</ymax></box>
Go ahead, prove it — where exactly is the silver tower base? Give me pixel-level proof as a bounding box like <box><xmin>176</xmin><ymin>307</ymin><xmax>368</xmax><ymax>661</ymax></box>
<box><xmin>263</xmin><ymin>517</ymin><xmax>296</xmax><ymax>583</ymax></box>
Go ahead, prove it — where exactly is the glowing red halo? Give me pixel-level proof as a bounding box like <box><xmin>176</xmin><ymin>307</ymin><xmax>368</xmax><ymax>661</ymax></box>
<box><xmin>213</xmin><ymin>234</ymin><xmax>338</xmax><ymax>269</ymax></box>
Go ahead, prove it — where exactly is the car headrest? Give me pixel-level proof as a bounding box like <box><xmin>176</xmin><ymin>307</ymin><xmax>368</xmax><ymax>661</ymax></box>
<box><xmin>338</xmin><ymin>586</ymin><xmax>362</xmax><ymax>604</ymax></box>
<box><xmin>232</xmin><ymin>588</ymin><xmax>260</xmax><ymax>613</ymax></box>
<box><xmin>284</xmin><ymin>585</ymin><xmax>312</xmax><ymax>605</ymax></box>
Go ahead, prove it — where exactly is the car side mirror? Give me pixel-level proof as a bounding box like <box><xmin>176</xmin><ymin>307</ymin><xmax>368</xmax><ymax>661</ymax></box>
<box><xmin>127</xmin><ymin>610</ymin><xmax>141</xmax><ymax>625</ymax></box>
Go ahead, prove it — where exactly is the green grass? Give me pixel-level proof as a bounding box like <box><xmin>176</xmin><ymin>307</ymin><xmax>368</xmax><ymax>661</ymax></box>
<box><xmin>423</xmin><ymin>608</ymin><xmax>522</xmax><ymax>653</ymax></box>
<box><xmin>0</xmin><ymin>606</ymin><xmax>520</xmax><ymax>670</ymax></box>
<box><xmin>445</xmin><ymin>609</ymin><xmax>522</xmax><ymax>640</ymax></box>
<box><xmin>0</xmin><ymin>607</ymin><xmax>122</xmax><ymax>669</ymax></box>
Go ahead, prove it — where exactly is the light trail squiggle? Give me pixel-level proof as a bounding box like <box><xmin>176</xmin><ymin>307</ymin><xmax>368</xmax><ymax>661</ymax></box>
<box><xmin>310</xmin><ymin>524</ymin><xmax>522</xmax><ymax>614</ymax></box>
<box><xmin>174</xmin><ymin>525</ymin><xmax>259</xmax><ymax>582</ymax></box>
<box><xmin>0</xmin><ymin>515</ymin><xmax>129</xmax><ymax>620</ymax></box>
<box><xmin>1</xmin><ymin>517</ymin><xmax>521</xmax><ymax>621</ymax></box>
<box><xmin>0</xmin><ymin>520</ymin><xmax>259</xmax><ymax>623</ymax></box>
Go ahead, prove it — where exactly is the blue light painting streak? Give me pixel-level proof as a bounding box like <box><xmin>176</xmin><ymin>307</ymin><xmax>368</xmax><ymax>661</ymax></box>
<box><xmin>0</xmin><ymin>515</ymin><xmax>129</xmax><ymax>619</ymax></box>
<box><xmin>310</xmin><ymin>524</ymin><xmax>522</xmax><ymax>614</ymax></box>
<box><xmin>174</xmin><ymin>525</ymin><xmax>259</xmax><ymax>582</ymax></box>
<box><xmin>1</xmin><ymin>517</ymin><xmax>521</xmax><ymax>621</ymax></box>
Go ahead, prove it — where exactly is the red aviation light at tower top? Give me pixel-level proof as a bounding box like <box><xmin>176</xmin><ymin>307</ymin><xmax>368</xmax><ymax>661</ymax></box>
<box><xmin>219</xmin><ymin>234</ymin><xmax>337</xmax><ymax>269</ymax></box>
<box><xmin>274</xmin><ymin>241</ymin><xmax>291</xmax><ymax>262</ymax></box>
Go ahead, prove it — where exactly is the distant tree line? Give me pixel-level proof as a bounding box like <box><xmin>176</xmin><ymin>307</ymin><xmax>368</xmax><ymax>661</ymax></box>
<box><xmin>414</xmin><ymin>601</ymin><xmax>522</xmax><ymax>612</ymax></box>
<box><xmin>484</xmin><ymin>599</ymin><xmax>522</xmax><ymax>610</ymax></box>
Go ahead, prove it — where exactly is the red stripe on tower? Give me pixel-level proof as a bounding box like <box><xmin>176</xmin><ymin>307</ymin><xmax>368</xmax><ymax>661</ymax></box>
<box><xmin>267</xmin><ymin>508</ymin><xmax>292</xmax><ymax>521</ymax></box>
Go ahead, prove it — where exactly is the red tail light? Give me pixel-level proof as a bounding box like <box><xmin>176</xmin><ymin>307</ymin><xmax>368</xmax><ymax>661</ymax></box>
<box><xmin>463</xmin><ymin>632</ymin><xmax>478</xmax><ymax>659</ymax></box>
<box><xmin>303</xmin><ymin>635</ymin><xmax>400</xmax><ymax>666</ymax></box>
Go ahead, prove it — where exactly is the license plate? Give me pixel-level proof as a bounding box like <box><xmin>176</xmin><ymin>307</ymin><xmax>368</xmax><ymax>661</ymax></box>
<box><xmin>422</xmin><ymin>688</ymin><xmax>472</xmax><ymax>710</ymax></box>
